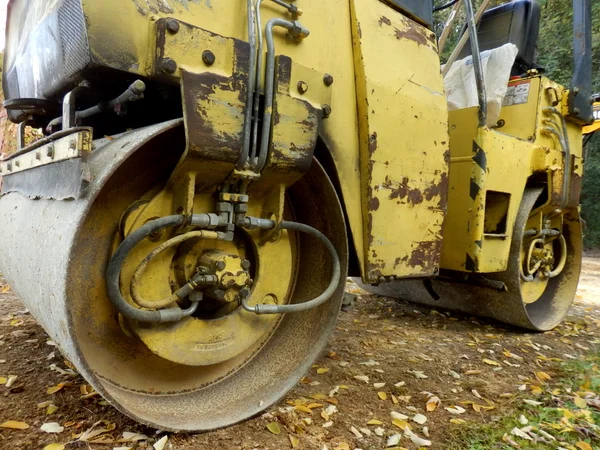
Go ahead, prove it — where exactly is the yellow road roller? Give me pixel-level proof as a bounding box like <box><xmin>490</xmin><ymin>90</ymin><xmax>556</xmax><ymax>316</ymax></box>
<box><xmin>0</xmin><ymin>0</ymin><xmax>595</xmax><ymax>431</ymax></box>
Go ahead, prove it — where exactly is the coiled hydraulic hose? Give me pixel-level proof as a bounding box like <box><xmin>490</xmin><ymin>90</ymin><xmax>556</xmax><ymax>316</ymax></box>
<box><xmin>106</xmin><ymin>214</ymin><xmax>223</xmax><ymax>323</ymax></box>
<box><xmin>130</xmin><ymin>230</ymin><xmax>224</xmax><ymax>309</ymax></box>
<box><xmin>241</xmin><ymin>220</ymin><xmax>341</xmax><ymax>314</ymax></box>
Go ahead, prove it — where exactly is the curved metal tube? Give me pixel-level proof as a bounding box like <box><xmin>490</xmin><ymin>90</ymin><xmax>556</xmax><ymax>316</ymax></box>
<box><xmin>543</xmin><ymin>107</ymin><xmax>573</xmax><ymax>209</ymax></box>
<box><xmin>130</xmin><ymin>230</ymin><xmax>223</xmax><ymax>309</ymax></box>
<box><xmin>106</xmin><ymin>214</ymin><xmax>219</xmax><ymax>322</ymax></box>
<box><xmin>256</xmin><ymin>19</ymin><xmax>309</xmax><ymax>172</ymax></box>
<box><xmin>546</xmin><ymin>234</ymin><xmax>568</xmax><ymax>278</ymax></box>
<box><xmin>238</xmin><ymin>0</ymin><xmax>258</xmax><ymax>170</ymax></box>
<box><xmin>241</xmin><ymin>221</ymin><xmax>341</xmax><ymax>314</ymax></box>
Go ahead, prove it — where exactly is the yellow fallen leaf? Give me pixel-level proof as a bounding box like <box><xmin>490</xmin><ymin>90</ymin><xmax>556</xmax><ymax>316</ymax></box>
<box><xmin>482</xmin><ymin>359</ymin><xmax>500</xmax><ymax>366</ymax></box>
<box><xmin>367</xmin><ymin>419</ymin><xmax>383</xmax><ymax>425</ymax></box>
<box><xmin>426</xmin><ymin>396</ymin><xmax>440</xmax><ymax>412</ymax></box>
<box><xmin>392</xmin><ymin>419</ymin><xmax>411</xmax><ymax>430</ymax></box>
<box><xmin>391</xmin><ymin>394</ymin><xmax>399</xmax><ymax>404</ymax></box>
<box><xmin>536</xmin><ymin>371</ymin><xmax>551</xmax><ymax>382</ymax></box>
<box><xmin>47</xmin><ymin>404</ymin><xmax>58</xmax><ymax>415</ymax></box>
<box><xmin>0</xmin><ymin>421</ymin><xmax>30</xmax><ymax>430</ymax></box>
<box><xmin>0</xmin><ymin>377</ymin><xmax>7</xmax><ymax>384</ymax></box>
<box><xmin>464</xmin><ymin>370</ymin><xmax>481</xmax><ymax>375</ymax></box>
<box><xmin>377</xmin><ymin>391</ymin><xmax>387</xmax><ymax>400</ymax></box>
<box><xmin>289</xmin><ymin>434</ymin><xmax>300</xmax><ymax>448</ymax></box>
<box><xmin>316</xmin><ymin>368</ymin><xmax>329</xmax><ymax>375</ymax></box>
<box><xmin>47</xmin><ymin>383</ymin><xmax>67</xmax><ymax>394</ymax></box>
<box><xmin>295</xmin><ymin>405</ymin><xmax>313</xmax><ymax>414</ymax></box>
<box><xmin>576</xmin><ymin>442</ymin><xmax>592</xmax><ymax>450</ymax></box>
<box><xmin>43</xmin><ymin>445</ymin><xmax>65</xmax><ymax>450</ymax></box>
<box><xmin>574</xmin><ymin>396</ymin><xmax>587</xmax><ymax>408</ymax></box>
<box><xmin>334</xmin><ymin>443</ymin><xmax>350</xmax><ymax>450</ymax></box>
<box><xmin>450</xmin><ymin>418</ymin><xmax>466</xmax><ymax>424</ymax></box>
<box><xmin>530</xmin><ymin>385</ymin><xmax>543</xmax><ymax>395</ymax></box>
<box><xmin>266</xmin><ymin>422</ymin><xmax>281</xmax><ymax>435</ymax></box>
<box><xmin>306</xmin><ymin>403</ymin><xmax>323</xmax><ymax>409</ymax></box>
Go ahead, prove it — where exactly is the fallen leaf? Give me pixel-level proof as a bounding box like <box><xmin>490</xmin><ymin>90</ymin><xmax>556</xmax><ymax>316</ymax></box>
<box><xmin>317</xmin><ymin>368</ymin><xmax>330</xmax><ymax>375</ymax></box>
<box><xmin>267</xmin><ymin>422</ymin><xmax>281</xmax><ymax>435</ymax></box>
<box><xmin>0</xmin><ymin>376</ymin><xmax>6</xmax><ymax>384</ymax></box>
<box><xmin>574</xmin><ymin>396</ymin><xmax>587</xmax><ymax>408</ymax></box>
<box><xmin>392</xmin><ymin>419</ymin><xmax>410</xmax><ymax>430</ymax></box>
<box><xmin>378</xmin><ymin>391</ymin><xmax>388</xmax><ymax>400</ymax></box>
<box><xmin>374</xmin><ymin>382</ymin><xmax>386</xmax><ymax>388</ymax></box>
<box><xmin>511</xmin><ymin>427</ymin><xmax>532</xmax><ymax>441</ymax></box>
<box><xmin>405</xmin><ymin>428</ymin><xmax>432</xmax><ymax>447</ymax></box>
<box><xmin>122</xmin><ymin>432</ymin><xmax>148</xmax><ymax>442</ymax></box>
<box><xmin>575</xmin><ymin>441</ymin><xmax>592</xmax><ymax>450</ymax></box>
<box><xmin>47</xmin><ymin>405</ymin><xmax>58</xmax><ymax>415</ymax></box>
<box><xmin>449</xmin><ymin>418</ymin><xmax>466</xmax><ymax>424</ymax></box>
<box><xmin>523</xmin><ymin>399</ymin><xmax>543</xmax><ymax>406</ymax></box>
<box><xmin>354</xmin><ymin>375</ymin><xmax>369</xmax><ymax>383</ymax></box>
<box><xmin>391</xmin><ymin>411</ymin><xmax>409</xmax><ymax>420</ymax></box>
<box><xmin>518</xmin><ymin>415</ymin><xmax>528</xmax><ymax>425</ymax></box>
<box><xmin>464</xmin><ymin>370</ymin><xmax>481</xmax><ymax>375</ymax></box>
<box><xmin>154</xmin><ymin>435</ymin><xmax>168</xmax><ymax>450</ymax></box>
<box><xmin>47</xmin><ymin>383</ymin><xmax>68</xmax><ymax>395</ymax></box>
<box><xmin>41</xmin><ymin>422</ymin><xmax>64</xmax><ymax>433</ymax></box>
<box><xmin>536</xmin><ymin>371</ymin><xmax>551</xmax><ymax>382</ymax></box>
<box><xmin>367</xmin><ymin>419</ymin><xmax>383</xmax><ymax>425</ymax></box>
<box><xmin>0</xmin><ymin>421</ymin><xmax>29</xmax><ymax>430</ymax></box>
<box><xmin>350</xmin><ymin>426</ymin><xmax>363</xmax><ymax>439</ymax></box>
<box><xmin>289</xmin><ymin>434</ymin><xmax>300</xmax><ymax>448</ymax></box>
<box><xmin>5</xmin><ymin>375</ymin><xmax>17</xmax><ymax>387</ymax></box>
<box><xmin>387</xmin><ymin>434</ymin><xmax>401</xmax><ymax>446</ymax></box>
<box><xmin>374</xmin><ymin>426</ymin><xmax>385</xmax><ymax>436</ymax></box>
<box><xmin>445</xmin><ymin>406</ymin><xmax>466</xmax><ymax>415</ymax></box>
<box><xmin>412</xmin><ymin>414</ymin><xmax>427</xmax><ymax>425</ymax></box>
<box><xmin>483</xmin><ymin>359</ymin><xmax>500</xmax><ymax>366</ymax></box>
<box><xmin>426</xmin><ymin>396</ymin><xmax>441</xmax><ymax>412</ymax></box>
<box><xmin>114</xmin><ymin>447</ymin><xmax>133</xmax><ymax>450</ymax></box>
<box><xmin>43</xmin><ymin>445</ymin><xmax>65</xmax><ymax>450</ymax></box>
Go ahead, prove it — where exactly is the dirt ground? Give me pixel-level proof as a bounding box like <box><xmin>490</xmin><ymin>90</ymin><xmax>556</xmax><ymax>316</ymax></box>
<box><xmin>1</xmin><ymin>259</ymin><xmax>599</xmax><ymax>450</ymax></box>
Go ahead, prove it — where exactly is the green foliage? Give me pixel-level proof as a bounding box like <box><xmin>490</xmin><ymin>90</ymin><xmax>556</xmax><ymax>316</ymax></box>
<box><xmin>434</xmin><ymin>0</ymin><xmax>600</xmax><ymax>248</ymax></box>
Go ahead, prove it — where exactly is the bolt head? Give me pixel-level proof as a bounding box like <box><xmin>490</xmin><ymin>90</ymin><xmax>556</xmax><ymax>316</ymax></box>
<box><xmin>46</xmin><ymin>145</ymin><xmax>54</xmax><ymax>158</ymax></box>
<box><xmin>160</xmin><ymin>58</ymin><xmax>178</xmax><ymax>74</ymax></box>
<box><xmin>213</xmin><ymin>289</ymin><xmax>226</xmax><ymax>300</ymax></box>
<box><xmin>297</xmin><ymin>81</ymin><xmax>308</xmax><ymax>94</ymax></box>
<box><xmin>166</xmin><ymin>19</ymin><xmax>180</xmax><ymax>33</ymax></box>
<box><xmin>323</xmin><ymin>74</ymin><xmax>334</xmax><ymax>86</ymax></box>
<box><xmin>322</xmin><ymin>104</ymin><xmax>332</xmax><ymax>118</ymax></box>
<box><xmin>241</xmin><ymin>259</ymin><xmax>251</xmax><ymax>270</ymax></box>
<box><xmin>216</xmin><ymin>260</ymin><xmax>226</xmax><ymax>271</ymax></box>
<box><xmin>202</xmin><ymin>50</ymin><xmax>216</xmax><ymax>66</ymax></box>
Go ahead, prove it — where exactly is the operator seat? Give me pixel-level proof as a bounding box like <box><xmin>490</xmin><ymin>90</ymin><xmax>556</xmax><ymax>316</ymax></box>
<box><xmin>458</xmin><ymin>0</ymin><xmax>541</xmax><ymax>76</ymax></box>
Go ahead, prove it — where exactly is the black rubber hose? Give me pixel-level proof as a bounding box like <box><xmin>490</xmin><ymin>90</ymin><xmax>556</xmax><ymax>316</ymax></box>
<box><xmin>241</xmin><ymin>221</ymin><xmax>341</xmax><ymax>314</ymax></box>
<box><xmin>106</xmin><ymin>214</ymin><xmax>215</xmax><ymax>323</ymax></box>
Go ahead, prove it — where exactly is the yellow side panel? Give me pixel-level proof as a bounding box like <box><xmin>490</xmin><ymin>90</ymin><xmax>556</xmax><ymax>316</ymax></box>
<box><xmin>350</xmin><ymin>0</ymin><xmax>450</xmax><ymax>281</ymax></box>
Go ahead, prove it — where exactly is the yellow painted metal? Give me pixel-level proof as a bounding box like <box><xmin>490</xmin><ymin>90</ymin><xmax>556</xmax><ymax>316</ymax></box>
<box><xmin>350</xmin><ymin>0</ymin><xmax>450</xmax><ymax>281</ymax></box>
<box><xmin>583</xmin><ymin>102</ymin><xmax>600</xmax><ymax>135</ymax></box>
<box><xmin>441</xmin><ymin>77</ymin><xmax>583</xmax><ymax>273</ymax></box>
<box><xmin>118</xmin><ymin>189</ymin><xmax>294</xmax><ymax>367</ymax></box>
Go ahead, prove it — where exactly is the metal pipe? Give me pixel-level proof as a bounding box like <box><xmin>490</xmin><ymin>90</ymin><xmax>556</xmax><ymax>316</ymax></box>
<box><xmin>130</xmin><ymin>230</ymin><xmax>223</xmax><ymax>309</ymax></box>
<box><xmin>463</xmin><ymin>0</ymin><xmax>487</xmax><ymax>127</ymax></box>
<box><xmin>250</xmin><ymin>0</ymin><xmax>266</xmax><ymax>164</ymax></box>
<box><xmin>238</xmin><ymin>0</ymin><xmax>258</xmax><ymax>170</ymax></box>
<box><xmin>256</xmin><ymin>19</ymin><xmax>309</xmax><ymax>173</ymax></box>
<box><xmin>47</xmin><ymin>81</ymin><xmax>146</xmax><ymax>132</ymax></box>
<box><xmin>106</xmin><ymin>214</ymin><xmax>223</xmax><ymax>322</ymax></box>
<box><xmin>543</xmin><ymin>107</ymin><xmax>573</xmax><ymax>209</ymax></box>
<box><xmin>241</xmin><ymin>221</ymin><xmax>341</xmax><ymax>314</ymax></box>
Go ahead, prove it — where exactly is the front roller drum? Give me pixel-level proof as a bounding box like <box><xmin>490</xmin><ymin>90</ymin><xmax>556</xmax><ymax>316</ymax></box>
<box><xmin>358</xmin><ymin>188</ymin><xmax>582</xmax><ymax>330</ymax></box>
<box><xmin>0</xmin><ymin>121</ymin><xmax>348</xmax><ymax>431</ymax></box>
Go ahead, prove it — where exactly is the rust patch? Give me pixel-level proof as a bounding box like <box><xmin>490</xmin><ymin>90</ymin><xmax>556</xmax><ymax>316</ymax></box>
<box><xmin>383</xmin><ymin>176</ymin><xmax>423</xmax><ymax>206</ymax></box>
<box><xmin>369</xmin><ymin>197</ymin><xmax>380</xmax><ymax>211</ymax></box>
<box><xmin>393</xmin><ymin>24</ymin><xmax>435</xmax><ymax>47</ymax></box>
<box><xmin>408</xmin><ymin>240</ymin><xmax>443</xmax><ymax>272</ymax></box>
<box><xmin>378</xmin><ymin>16</ymin><xmax>392</xmax><ymax>26</ymax></box>
<box><xmin>568</xmin><ymin>173</ymin><xmax>583</xmax><ymax>207</ymax></box>
<box><xmin>394</xmin><ymin>256</ymin><xmax>408</xmax><ymax>269</ymax></box>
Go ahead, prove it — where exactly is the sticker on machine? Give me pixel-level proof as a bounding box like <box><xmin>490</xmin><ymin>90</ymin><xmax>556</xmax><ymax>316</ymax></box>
<box><xmin>502</xmin><ymin>80</ymin><xmax>531</xmax><ymax>107</ymax></box>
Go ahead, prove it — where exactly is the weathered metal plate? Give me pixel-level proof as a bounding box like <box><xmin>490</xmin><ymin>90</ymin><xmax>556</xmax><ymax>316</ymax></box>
<box><xmin>350</xmin><ymin>0</ymin><xmax>450</xmax><ymax>282</ymax></box>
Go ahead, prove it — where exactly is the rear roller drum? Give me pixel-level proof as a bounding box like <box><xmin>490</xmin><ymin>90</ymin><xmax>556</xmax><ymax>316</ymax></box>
<box><xmin>358</xmin><ymin>188</ymin><xmax>582</xmax><ymax>330</ymax></box>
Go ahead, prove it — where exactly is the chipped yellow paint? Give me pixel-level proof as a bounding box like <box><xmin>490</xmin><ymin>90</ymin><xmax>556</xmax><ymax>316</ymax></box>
<box><xmin>441</xmin><ymin>77</ymin><xmax>584</xmax><ymax>273</ymax></box>
<box><xmin>350</xmin><ymin>0</ymin><xmax>450</xmax><ymax>281</ymax></box>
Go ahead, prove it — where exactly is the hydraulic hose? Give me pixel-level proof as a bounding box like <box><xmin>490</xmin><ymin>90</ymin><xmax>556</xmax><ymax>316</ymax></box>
<box><xmin>130</xmin><ymin>230</ymin><xmax>224</xmax><ymax>309</ymax></box>
<box><xmin>241</xmin><ymin>220</ymin><xmax>341</xmax><ymax>314</ymax></box>
<box><xmin>106</xmin><ymin>214</ymin><xmax>222</xmax><ymax>323</ymax></box>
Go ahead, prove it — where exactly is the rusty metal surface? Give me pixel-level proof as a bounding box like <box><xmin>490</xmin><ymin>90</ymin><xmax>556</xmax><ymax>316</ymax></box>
<box><xmin>350</xmin><ymin>0</ymin><xmax>450</xmax><ymax>282</ymax></box>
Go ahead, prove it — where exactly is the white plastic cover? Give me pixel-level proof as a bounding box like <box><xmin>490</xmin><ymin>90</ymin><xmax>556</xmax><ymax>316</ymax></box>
<box><xmin>444</xmin><ymin>43</ymin><xmax>519</xmax><ymax>127</ymax></box>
